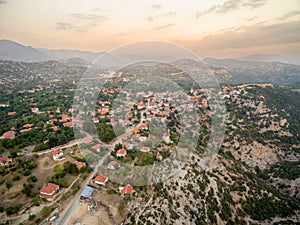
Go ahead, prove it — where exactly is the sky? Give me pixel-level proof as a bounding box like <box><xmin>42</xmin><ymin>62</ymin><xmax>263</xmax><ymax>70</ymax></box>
<box><xmin>0</xmin><ymin>0</ymin><xmax>300</xmax><ymax>59</ymax></box>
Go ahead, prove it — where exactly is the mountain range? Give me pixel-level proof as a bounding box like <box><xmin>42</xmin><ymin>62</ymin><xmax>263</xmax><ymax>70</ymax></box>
<box><xmin>0</xmin><ymin>39</ymin><xmax>104</xmax><ymax>63</ymax></box>
<box><xmin>0</xmin><ymin>39</ymin><xmax>299</xmax><ymax>65</ymax></box>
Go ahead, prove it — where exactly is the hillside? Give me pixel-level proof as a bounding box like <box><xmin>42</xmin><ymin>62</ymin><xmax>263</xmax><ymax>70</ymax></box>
<box><xmin>204</xmin><ymin>58</ymin><xmax>300</xmax><ymax>85</ymax></box>
<box><xmin>121</xmin><ymin>84</ymin><xmax>300</xmax><ymax>225</ymax></box>
<box><xmin>0</xmin><ymin>40</ymin><xmax>103</xmax><ymax>63</ymax></box>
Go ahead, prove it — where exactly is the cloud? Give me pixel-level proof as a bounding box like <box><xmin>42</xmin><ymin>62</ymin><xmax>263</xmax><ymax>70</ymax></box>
<box><xmin>147</xmin><ymin>11</ymin><xmax>177</xmax><ymax>22</ymax></box>
<box><xmin>196</xmin><ymin>0</ymin><xmax>267</xmax><ymax>18</ymax></box>
<box><xmin>0</xmin><ymin>0</ymin><xmax>7</xmax><ymax>4</ymax></box>
<box><xmin>152</xmin><ymin>4</ymin><xmax>161</xmax><ymax>9</ymax></box>
<box><xmin>55</xmin><ymin>11</ymin><xmax>107</xmax><ymax>32</ymax></box>
<box><xmin>154</xmin><ymin>23</ymin><xmax>175</xmax><ymax>30</ymax></box>
<box><xmin>247</xmin><ymin>16</ymin><xmax>258</xmax><ymax>21</ymax></box>
<box><xmin>182</xmin><ymin>20</ymin><xmax>300</xmax><ymax>52</ymax></box>
<box><xmin>278</xmin><ymin>10</ymin><xmax>300</xmax><ymax>20</ymax></box>
<box><xmin>70</xmin><ymin>13</ymin><xmax>106</xmax><ymax>26</ymax></box>
<box><xmin>55</xmin><ymin>22</ymin><xmax>75</xmax><ymax>31</ymax></box>
<box><xmin>242</xmin><ymin>0</ymin><xmax>267</xmax><ymax>9</ymax></box>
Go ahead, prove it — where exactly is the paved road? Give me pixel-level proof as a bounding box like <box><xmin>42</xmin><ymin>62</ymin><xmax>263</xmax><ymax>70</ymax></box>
<box><xmin>57</xmin><ymin>151</ymin><xmax>111</xmax><ymax>225</ymax></box>
<box><xmin>56</xmin><ymin>128</ymin><xmax>132</xmax><ymax>224</ymax></box>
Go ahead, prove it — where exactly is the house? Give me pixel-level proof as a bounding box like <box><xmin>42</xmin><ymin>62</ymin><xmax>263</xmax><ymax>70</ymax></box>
<box><xmin>23</xmin><ymin>123</ymin><xmax>33</xmax><ymax>129</ymax></box>
<box><xmin>31</xmin><ymin>108</ymin><xmax>39</xmax><ymax>113</ymax></box>
<box><xmin>0</xmin><ymin>130</ymin><xmax>15</xmax><ymax>139</ymax></box>
<box><xmin>52</xmin><ymin>149</ymin><xmax>64</xmax><ymax>161</ymax></box>
<box><xmin>119</xmin><ymin>184</ymin><xmax>134</xmax><ymax>195</ymax></box>
<box><xmin>116</xmin><ymin>148</ymin><xmax>127</xmax><ymax>157</ymax></box>
<box><xmin>63</xmin><ymin>121</ymin><xmax>73</xmax><ymax>127</ymax></box>
<box><xmin>140</xmin><ymin>146</ymin><xmax>150</xmax><ymax>152</ymax></box>
<box><xmin>80</xmin><ymin>186</ymin><xmax>95</xmax><ymax>200</ymax></box>
<box><xmin>0</xmin><ymin>155</ymin><xmax>12</xmax><ymax>166</ymax></box>
<box><xmin>137</xmin><ymin>102</ymin><xmax>145</xmax><ymax>110</ymax></box>
<box><xmin>91</xmin><ymin>175</ymin><xmax>108</xmax><ymax>186</ymax></box>
<box><xmin>139</xmin><ymin>123</ymin><xmax>148</xmax><ymax>130</ymax></box>
<box><xmin>162</xmin><ymin>132</ymin><xmax>170</xmax><ymax>144</ymax></box>
<box><xmin>131</xmin><ymin>127</ymin><xmax>139</xmax><ymax>134</ymax></box>
<box><xmin>52</xmin><ymin>126</ymin><xmax>59</xmax><ymax>131</ymax></box>
<box><xmin>7</xmin><ymin>112</ymin><xmax>16</xmax><ymax>116</ymax></box>
<box><xmin>74</xmin><ymin>161</ymin><xmax>86</xmax><ymax>170</ymax></box>
<box><xmin>20</xmin><ymin>128</ymin><xmax>31</xmax><ymax>133</ymax></box>
<box><xmin>39</xmin><ymin>183</ymin><xmax>59</xmax><ymax>201</ymax></box>
<box><xmin>92</xmin><ymin>144</ymin><xmax>101</xmax><ymax>153</ymax></box>
<box><xmin>107</xmin><ymin>161</ymin><xmax>118</xmax><ymax>170</ymax></box>
<box><xmin>61</xmin><ymin>114</ymin><xmax>70</xmax><ymax>122</ymax></box>
<box><xmin>93</xmin><ymin>118</ymin><xmax>99</xmax><ymax>123</ymax></box>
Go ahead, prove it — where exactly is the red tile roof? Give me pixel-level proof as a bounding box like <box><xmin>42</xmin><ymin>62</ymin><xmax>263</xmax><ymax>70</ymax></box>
<box><xmin>52</xmin><ymin>149</ymin><xmax>62</xmax><ymax>156</ymax></box>
<box><xmin>92</xmin><ymin>144</ymin><xmax>101</xmax><ymax>150</ymax></box>
<box><xmin>121</xmin><ymin>184</ymin><xmax>134</xmax><ymax>194</ymax></box>
<box><xmin>23</xmin><ymin>123</ymin><xmax>33</xmax><ymax>128</ymax></box>
<box><xmin>116</xmin><ymin>148</ymin><xmax>126</xmax><ymax>156</ymax></box>
<box><xmin>20</xmin><ymin>128</ymin><xmax>31</xmax><ymax>133</ymax></box>
<box><xmin>8</xmin><ymin>112</ymin><xmax>16</xmax><ymax>116</ymax></box>
<box><xmin>61</xmin><ymin>114</ymin><xmax>70</xmax><ymax>122</ymax></box>
<box><xmin>1</xmin><ymin>130</ymin><xmax>15</xmax><ymax>139</ymax></box>
<box><xmin>139</xmin><ymin>123</ymin><xmax>148</xmax><ymax>129</ymax></box>
<box><xmin>131</xmin><ymin>127</ymin><xmax>139</xmax><ymax>133</ymax></box>
<box><xmin>74</xmin><ymin>161</ymin><xmax>86</xmax><ymax>170</ymax></box>
<box><xmin>63</xmin><ymin>121</ymin><xmax>73</xmax><ymax>127</ymax></box>
<box><xmin>108</xmin><ymin>161</ymin><xmax>118</xmax><ymax>167</ymax></box>
<box><xmin>0</xmin><ymin>155</ymin><xmax>9</xmax><ymax>162</ymax></box>
<box><xmin>40</xmin><ymin>183</ymin><xmax>59</xmax><ymax>195</ymax></box>
<box><xmin>52</xmin><ymin>126</ymin><xmax>59</xmax><ymax>131</ymax></box>
<box><xmin>163</xmin><ymin>132</ymin><xmax>170</xmax><ymax>137</ymax></box>
<box><xmin>93</xmin><ymin>175</ymin><xmax>108</xmax><ymax>184</ymax></box>
<box><xmin>141</xmin><ymin>146</ymin><xmax>150</xmax><ymax>152</ymax></box>
<box><xmin>31</xmin><ymin>108</ymin><xmax>39</xmax><ymax>112</ymax></box>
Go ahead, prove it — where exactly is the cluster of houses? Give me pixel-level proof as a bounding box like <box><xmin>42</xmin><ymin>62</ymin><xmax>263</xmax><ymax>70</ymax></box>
<box><xmin>89</xmin><ymin>173</ymin><xmax>134</xmax><ymax>195</ymax></box>
<box><xmin>1</xmin><ymin>107</ymin><xmax>77</xmax><ymax>141</ymax></box>
<box><xmin>0</xmin><ymin>155</ymin><xmax>12</xmax><ymax>166</ymax></box>
<box><xmin>39</xmin><ymin>149</ymin><xmax>87</xmax><ymax>201</ymax></box>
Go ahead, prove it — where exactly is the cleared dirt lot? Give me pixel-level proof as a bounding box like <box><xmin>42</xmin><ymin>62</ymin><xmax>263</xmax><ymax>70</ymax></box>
<box><xmin>68</xmin><ymin>188</ymin><xmax>126</xmax><ymax>225</ymax></box>
<box><xmin>70</xmin><ymin>202</ymin><xmax>112</xmax><ymax>225</ymax></box>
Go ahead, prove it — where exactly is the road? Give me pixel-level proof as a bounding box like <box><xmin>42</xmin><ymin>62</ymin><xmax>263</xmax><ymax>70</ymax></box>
<box><xmin>57</xmin><ymin>150</ymin><xmax>111</xmax><ymax>225</ymax></box>
<box><xmin>56</xmin><ymin>128</ymin><xmax>133</xmax><ymax>224</ymax></box>
<box><xmin>26</xmin><ymin>138</ymin><xmax>86</xmax><ymax>156</ymax></box>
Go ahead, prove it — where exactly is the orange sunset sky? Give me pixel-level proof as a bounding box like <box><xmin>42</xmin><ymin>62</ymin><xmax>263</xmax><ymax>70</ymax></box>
<box><xmin>0</xmin><ymin>0</ymin><xmax>300</xmax><ymax>59</ymax></box>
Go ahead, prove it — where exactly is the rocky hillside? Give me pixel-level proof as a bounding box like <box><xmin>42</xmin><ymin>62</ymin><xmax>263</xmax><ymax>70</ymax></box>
<box><xmin>122</xmin><ymin>84</ymin><xmax>300</xmax><ymax>225</ymax></box>
<box><xmin>205</xmin><ymin>58</ymin><xmax>300</xmax><ymax>85</ymax></box>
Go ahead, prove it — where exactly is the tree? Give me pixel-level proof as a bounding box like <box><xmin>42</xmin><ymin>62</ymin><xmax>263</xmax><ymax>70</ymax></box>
<box><xmin>27</xmin><ymin>175</ymin><xmax>38</xmax><ymax>182</ymax></box>
<box><xmin>54</xmin><ymin>165</ymin><xmax>64</xmax><ymax>174</ymax></box>
<box><xmin>41</xmin><ymin>206</ymin><xmax>51</xmax><ymax>218</ymax></box>
<box><xmin>47</xmin><ymin>131</ymin><xmax>67</xmax><ymax>148</ymax></box>
<box><xmin>98</xmin><ymin>123</ymin><xmax>115</xmax><ymax>142</ymax></box>
<box><xmin>63</xmin><ymin>161</ymin><xmax>79</xmax><ymax>174</ymax></box>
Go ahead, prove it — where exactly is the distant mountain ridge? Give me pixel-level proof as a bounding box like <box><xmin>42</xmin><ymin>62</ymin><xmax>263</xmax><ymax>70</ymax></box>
<box><xmin>0</xmin><ymin>40</ymin><xmax>104</xmax><ymax>63</ymax></box>
<box><xmin>0</xmin><ymin>40</ymin><xmax>49</xmax><ymax>62</ymax></box>
<box><xmin>1</xmin><ymin>39</ymin><xmax>299</xmax><ymax>66</ymax></box>
<box><xmin>204</xmin><ymin>57</ymin><xmax>300</xmax><ymax>84</ymax></box>
<box><xmin>240</xmin><ymin>54</ymin><xmax>299</xmax><ymax>65</ymax></box>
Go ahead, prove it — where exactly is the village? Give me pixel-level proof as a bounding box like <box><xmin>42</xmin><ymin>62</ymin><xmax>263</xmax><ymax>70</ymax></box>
<box><xmin>0</xmin><ymin>64</ymin><xmax>250</xmax><ymax>224</ymax></box>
